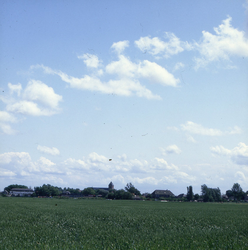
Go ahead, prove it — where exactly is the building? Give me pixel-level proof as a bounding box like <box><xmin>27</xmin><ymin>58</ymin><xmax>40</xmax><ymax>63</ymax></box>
<box><xmin>91</xmin><ymin>182</ymin><xmax>114</xmax><ymax>192</ymax></box>
<box><xmin>152</xmin><ymin>189</ymin><xmax>175</xmax><ymax>199</ymax></box>
<box><xmin>10</xmin><ymin>188</ymin><xmax>34</xmax><ymax>197</ymax></box>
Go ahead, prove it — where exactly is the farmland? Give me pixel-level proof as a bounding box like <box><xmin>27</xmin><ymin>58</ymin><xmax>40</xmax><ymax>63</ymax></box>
<box><xmin>0</xmin><ymin>197</ymin><xmax>248</xmax><ymax>249</ymax></box>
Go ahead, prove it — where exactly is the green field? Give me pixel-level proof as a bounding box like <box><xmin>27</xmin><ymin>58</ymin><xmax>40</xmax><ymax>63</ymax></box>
<box><xmin>0</xmin><ymin>197</ymin><xmax>248</xmax><ymax>249</ymax></box>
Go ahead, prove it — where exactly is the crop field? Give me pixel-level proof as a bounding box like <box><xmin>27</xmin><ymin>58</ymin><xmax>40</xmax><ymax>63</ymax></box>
<box><xmin>0</xmin><ymin>198</ymin><xmax>248</xmax><ymax>249</ymax></box>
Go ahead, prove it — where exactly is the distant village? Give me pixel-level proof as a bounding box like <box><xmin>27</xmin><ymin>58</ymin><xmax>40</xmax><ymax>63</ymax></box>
<box><xmin>1</xmin><ymin>182</ymin><xmax>248</xmax><ymax>202</ymax></box>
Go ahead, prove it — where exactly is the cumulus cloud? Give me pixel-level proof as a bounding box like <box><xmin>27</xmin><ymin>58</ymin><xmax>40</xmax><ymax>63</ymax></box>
<box><xmin>0</xmin><ymin>150</ymin><xmax>201</xmax><ymax>192</ymax></box>
<box><xmin>0</xmin><ymin>111</ymin><xmax>17</xmax><ymax>135</ymax></box>
<box><xmin>8</xmin><ymin>83</ymin><xmax>22</xmax><ymax>96</ymax></box>
<box><xmin>194</xmin><ymin>16</ymin><xmax>248</xmax><ymax>69</ymax></box>
<box><xmin>2</xmin><ymin>80</ymin><xmax>63</xmax><ymax>119</ymax></box>
<box><xmin>211</xmin><ymin>142</ymin><xmax>248</xmax><ymax>165</ymax></box>
<box><xmin>111</xmin><ymin>40</ymin><xmax>129</xmax><ymax>54</ymax></box>
<box><xmin>181</xmin><ymin>121</ymin><xmax>241</xmax><ymax>136</ymax></box>
<box><xmin>34</xmin><ymin>64</ymin><xmax>162</xmax><ymax>100</ymax></box>
<box><xmin>78</xmin><ymin>53</ymin><xmax>101</xmax><ymax>68</ymax></box>
<box><xmin>135</xmin><ymin>32</ymin><xmax>192</xmax><ymax>58</ymax></box>
<box><xmin>137</xmin><ymin>60</ymin><xmax>179</xmax><ymax>87</ymax></box>
<box><xmin>163</xmin><ymin>145</ymin><xmax>182</xmax><ymax>155</ymax></box>
<box><xmin>23</xmin><ymin>80</ymin><xmax>62</xmax><ymax>109</ymax></box>
<box><xmin>174</xmin><ymin>62</ymin><xmax>185</xmax><ymax>71</ymax></box>
<box><xmin>31</xmin><ymin>36</ymin><xmax>180</xmax><ymax>101</ymax></box>
<box><xmin>37</xmin><ymin>145</ymin><xmax>60</xmax><ymax>156</ymax></box>
<box><xmin>106</xmin><ymin>56</ymin><xmax>179</xmax><ymax>87</ymax></box>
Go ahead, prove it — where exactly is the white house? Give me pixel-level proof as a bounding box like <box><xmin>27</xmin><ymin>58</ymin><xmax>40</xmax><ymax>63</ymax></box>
<box><xmin>10</xmin><ymin>188</ymin><xmax>34</xmax><ymax>197</ymax></box>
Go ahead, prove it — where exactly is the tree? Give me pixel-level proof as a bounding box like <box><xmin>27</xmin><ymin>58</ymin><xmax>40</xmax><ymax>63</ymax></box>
<box><xmin>125</xmin><ymin>183</ymin><xmax>141</xmax><ymax>195</ymax></box>
<box><xmin>231</xmin><ymin>183</ymin><xmax>243</xmax><ymax>201</ymax></box>
<box><xmin>194</xmin><ymin>194</ymin><xmax>200</xmax><ymax>200</ymax></box>
<box><xmin>226</xmin><ymin>190</ymin><xmax>233</xmax><ymax>198</ymax></box>
<box><xmin>34</xmin><ymin>184</ymin><xmax>62</xmax><ymax>196</ymax></box>
<box><xmin>4</xmin><ymin>184</ymin><xmax>28</xmax><ymax>192</ymax></box>
<box><xmin>108</xmin><ymin>182</ymin><xmax>114</xmax><ymax>190</ymax></box>
<box><xmin>186</xmin><ymin>186</ymin><xmax>194</xmax><ymax>201</ymax></box>
<box><xmin>201</xmin><ymin>184</ymin><xmax>221</xmax><ymax>202</ymax></box>
<box><xmin>82</xmin><ymin>188</ymin><xmax>95</xmax><ymax>196</ymax></box>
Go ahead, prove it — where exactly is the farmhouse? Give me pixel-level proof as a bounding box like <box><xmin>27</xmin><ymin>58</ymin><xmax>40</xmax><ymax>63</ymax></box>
<box><xmin>152</xmin><ymin>189</ymin><xmax>175</xmax><ymax>198</ymax></box>
<box><xmin>10</xmin><ymin>188</ymin><xmax>34</xmax><ymax>197</ymax></box>
<box><xmin>91</xmin><ymin>181</ymin><xmax>114</xmax><ymax>192</ymax></box>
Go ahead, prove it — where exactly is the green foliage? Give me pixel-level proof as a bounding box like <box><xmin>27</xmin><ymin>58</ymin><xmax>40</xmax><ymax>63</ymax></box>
<box><xmin>34</xmin><ymin>184</ymin><xmax>62</xmax><ymax>197</ymax></box>
<box><xmin>96</xmin><ymin>189</ymin><xmax>109</xmax><ymax>197</ymax></box>
<box><xmin>201</xmin><ymin>184</ymin><xmax>221</xmax><ymax>202</ymax></box>
<box><xmin>194</xmin><ymin>194</ymin><xmax>200</xmax><ymax>200</ymax></box>
<box><xmin>0</xmin><ymin>198</ymin><xmax>248</xmax><ymax>249</ymax></box>
<box><xmin>186</xmin><ymin>186</ymin><xmax>194</xmax><ymax>201</ymax></box>
<box><xmin>226</xmin><ymin>189</ymin><xmax>233</xmax><ymax>198</ymax></box>
<box><xmin>4</xmin><ymin>184</ymin><xmax>28</xmax><ymax>192</ymax></box>
<box><xmin>125</xmin><ymin>182</ymin><xmax>141</xmax><ymax>195</ymax></box>
<box><xmin>115</xmin><ymin>189</ymin><xmax>132</xmax><ymax>200</ymax></box>
<box><xmin>82</xmin><ymin>187</ymin><xmax>95</xmax><ymax>196</ymax></box>
<box><xmin>231</xmin><ymin>183</ymin><xmax>243</xmax><ymax>201</ymax></box>
<box><xmin>65</xmin><ymin>188</ymin><xmax>81</xmax><ymax>195</ymax></box>
<box><xmin>108</xmin><ymin>181</ymin><xmax>114</xmax><ymax>189</ymax></box>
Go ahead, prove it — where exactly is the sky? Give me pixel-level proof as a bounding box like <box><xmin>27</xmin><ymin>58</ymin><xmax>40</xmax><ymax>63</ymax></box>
<box><xmin>0</xmin><ymin>0</ymin><xmax>248</xmax><ymax>195</ymax></box>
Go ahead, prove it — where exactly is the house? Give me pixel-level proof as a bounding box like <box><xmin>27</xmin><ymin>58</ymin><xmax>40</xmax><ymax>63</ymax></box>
<box><xmin>243</xmin><ymin>194</ymin><xmax>248</xmax><ymax>202</ymax></box>
<box><xmin>92</xmin><ymin>187</ymin><xmax>109</xmax><ymax>191</ymax></box>
<box><xmin>10</xmin><ymin>188</ymin><xmax>34</xmax><ymax>197</ymax></box>
<box><xmin>91</xmin><ymin>182</ymin><xmax>115</xmax><ymax>192</ymax></box>
<box><xmin>177</xmin><ymin>193</ymin><xmax>186</xmax><ymax>198</ymax></box>
<box><xmin>152</xmin><ymin>189</ymin><xmax>175</xmax><ymax>198</ymax></box>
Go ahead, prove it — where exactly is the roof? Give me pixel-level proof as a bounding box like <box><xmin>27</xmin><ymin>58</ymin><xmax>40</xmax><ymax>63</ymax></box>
<box><xmin>11</xmin><ymin>188</ymin><xmax>34</xmax><ymax>192</ymax></box>
<box><xmin>152</xmin><ymin>189</ymin><xmax>175</xmax><ymax>196</ymax></box>
<box><xmin>92</xmin><ymin>187</ymin><xmax>109</xmax><ymax>191</ymax></box>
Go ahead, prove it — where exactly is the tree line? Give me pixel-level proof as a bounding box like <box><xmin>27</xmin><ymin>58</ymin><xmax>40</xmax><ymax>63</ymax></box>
<box><xmin>2</xmin><ymin>182</ymin><xmax>247</xmax><ymax>201</ymax></box>
<box><xmin>186</xmin><ymin>183</ymin><xmax>247</xmax><ymax>202</ymax></box>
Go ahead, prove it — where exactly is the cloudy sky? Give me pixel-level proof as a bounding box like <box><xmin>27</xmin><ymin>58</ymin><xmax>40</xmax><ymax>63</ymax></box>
<box><xmin>1</xmin><ymin>1</ymin><xmax>248</xmax><ymax>195</ymax></box>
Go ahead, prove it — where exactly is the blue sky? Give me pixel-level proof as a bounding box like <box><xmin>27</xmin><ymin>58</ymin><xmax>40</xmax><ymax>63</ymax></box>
<box><xmin>1</xmin><ymin>0</ymin><xmax>248</xmax><ymax>195</ymax></box>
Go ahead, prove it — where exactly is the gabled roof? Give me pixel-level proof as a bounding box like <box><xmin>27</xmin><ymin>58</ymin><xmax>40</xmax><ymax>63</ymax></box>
<box><xmin>152</xmin><ymin>189</ymin><xmax>175</xmax><ymax>197</ymax></box>
<box><xmin>11</xmin><ymin>188</ymin><xmax>34</xmax><ymax>192</ymax></box>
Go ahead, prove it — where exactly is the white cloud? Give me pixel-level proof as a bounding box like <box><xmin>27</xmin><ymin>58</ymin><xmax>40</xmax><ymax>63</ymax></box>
<box><xmin>235</xmin><ymin>171</ymin><xmax>246</xmax><ymax>181</ymax></box>
<box><xmin>181</xmin><ymin>121</ymin><xmax>223</xmax><ymax>136</ymax></box>
<box><xmin>106</xmin><ymin>56</ymin><xmax>179</xmax><ymax>87</ymax></box>
<box><xmin>152</xmin><ymin>158</ymin><xmax>179</xmax><ymax>171</ymax></box>
<box><xmin>2</xmin><ymin>80</ymin><xmax>63</xmax><ymax>118</ymax></box>
<box><xmin>37</xmin><ymin>145</ymin><xmax>60</xmax><ymax>156</ymax></box>
<box><xmin>186</xmin><ymin>135</ymin><xmax>197</xmax><ymax>143</ymax></box>
<box><xmin>111</xmin><ymin>40</ymin><xmax>129</xmax><ymax>54</ymax></box>
<box><xmin>35</xmin><ymin>64</ymin><xmax>161</xmax><ymax>100</ymax></box>
<box><xmin>210</xmin><ymin>145</ymin><xmax>231</xmax><ymax>156</ymax></box>
<box><xmin>174</xmin><ymin>62</ymin><xmax>185</xmax><ymax>71</ymax></box>
<box><xmin>88</xmin><ymin>152</ymin><xmax>109</xmax><ymax>164</ymax></box>
<box><xmin>164</xmin><ymin>145</ymin><xmax>182</xmax><ymax>154</ymax></box>
<box><xmin>0</xmin><ymin>111</ymin><xmax>17</xmax><ymax>135</ymax></box>
<box><xmin>36</xmin><ymin>157</ymin><xmax>60</xmax><ymax>173</ymax></box>
<box><xmin>106</xmin><ymin>55</ymin><xmax>137</xmax><ymax>78</ymax></box>
<box><xmin>211</xmin><ymin>142</ymin><xmax>248</xmax><ymax>165</ymax></box>
<box><xmin>6</xmin><ymin>100</ymin><xmax>57</xmax><ymax>116</ymax></box>
<box><xmin>138</xmin><ymin>60</ymin><xmax>179</xmax><ymax>87</ymax></box>
<box><xmin>194</xmin><ymin>16</ymin><xmax>248</xmax><ymax>69</ymax></box>
<box><xmin>78</xmin><ymin>53</ymin><xmax>100</xmax><ymax>68</ymax></box>
<box><xmin>181</xmin><ymin>121</ymin><xmax>241</xmax><ymax>136</ymax></box>
<box><xmin>23</xmin><ymin>80</ymin><xmax>62</xmax><ymax>109</ymax></box>
<box><xmin>0</xmin><ymin>168</ymin><xmax>16</xmax><ymax>177</ymax></box>
<box><xmin>135</xmin><ymin>32</ymin><xmax>191</xmax><ymax>58</ymax></box>
<box><xmin>8</xmin><ymin>83</ymin><xmax>22</xmax><ymax>96</ymax></box>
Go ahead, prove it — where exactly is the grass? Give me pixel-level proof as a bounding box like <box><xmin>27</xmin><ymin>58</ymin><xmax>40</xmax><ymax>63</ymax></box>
<box><xmin>0</xmin><ymin>197</ymin><xmax>248</xmax><ymax>249</ymax></box>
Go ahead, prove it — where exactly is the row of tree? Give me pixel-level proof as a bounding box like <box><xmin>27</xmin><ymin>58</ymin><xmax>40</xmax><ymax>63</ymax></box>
<box><xmin>3</xmin><ymin>182</ymin><xmax>141</xmax><ymax>199</ymax></box>
<box><xmin>186</xmin><ymin>183</ymin><xmax>247</xmax><ymax>202</ymax></box>
<box><xmin>3</xmin><ymin>182</ymin><xmax>247</xmax><ymax>201</ymax></box>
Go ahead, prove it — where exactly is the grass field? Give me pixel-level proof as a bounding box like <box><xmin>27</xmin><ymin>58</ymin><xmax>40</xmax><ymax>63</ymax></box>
<box><xmin>0</xmin><ymin>197</ymin><xmax>248</xmax><ymax>249</ymax></box>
